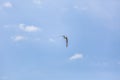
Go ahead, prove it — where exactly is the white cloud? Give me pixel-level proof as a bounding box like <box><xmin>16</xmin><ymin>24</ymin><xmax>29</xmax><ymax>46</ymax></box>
<box><xmin>69</xmin><ymin>53</ymin><xmax>83</xmax><ymax>60</ymax></box>
<box><xmin>2</xmin><ymin>2</ymin><xmax>13</xmax><ymax>8</ymax></box>
<box><xmin>12</xmin><ymin>35</ymin><xmax>26</xmax><ymax>41</ymax></box>
<box><xmin>19</xmin><ymin>24</ymin><xmax>40</xmax><ymax>32</ymax></box>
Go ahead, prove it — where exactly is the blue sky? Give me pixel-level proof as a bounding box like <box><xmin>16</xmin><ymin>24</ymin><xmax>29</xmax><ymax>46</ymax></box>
<box><xmin>0</xmin><ymin>0</ymin><xmax>120</xmax><ymax>80</ymax></box>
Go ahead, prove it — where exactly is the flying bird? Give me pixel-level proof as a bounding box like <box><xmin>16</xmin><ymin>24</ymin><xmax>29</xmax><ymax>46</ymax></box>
<box><xmin>62</xmin><ymin>35</ymin><xmax>68</xmax><ymax>48</ymax></box>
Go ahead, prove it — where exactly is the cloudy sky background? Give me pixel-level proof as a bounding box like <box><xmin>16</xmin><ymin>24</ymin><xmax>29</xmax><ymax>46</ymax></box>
<box><xmin>0</xmin><ymin>0</ymin><xmax>120</xmax><ymax>80</ymax></box>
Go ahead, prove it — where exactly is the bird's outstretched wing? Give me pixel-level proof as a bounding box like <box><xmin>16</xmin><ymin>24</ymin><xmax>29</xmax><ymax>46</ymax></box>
<box><xmin>62</xmin><ymin>35</ymin><xmax>68</xmax><ymax>48</ymax></box>
<box><xmin>66</xmin><ymin>37</ymin><xmax>68</xmax><ymax>48</ymax></box>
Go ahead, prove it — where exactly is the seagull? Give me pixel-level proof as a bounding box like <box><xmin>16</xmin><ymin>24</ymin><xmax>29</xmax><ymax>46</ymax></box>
<box><xmin>62</xmin><ymin>35</ymin><xmax>68</xmax><ymax>48</ymax></box>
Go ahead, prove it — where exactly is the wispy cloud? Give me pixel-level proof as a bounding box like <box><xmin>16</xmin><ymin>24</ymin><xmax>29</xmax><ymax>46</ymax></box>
<box><xmin>49</xmin><ymin>38</ymin><xmax>55</xmax><ymax>42</ymax></box>
<box><xmin>34</xmin><ymin>38</ymin><xmax>41</xmax><ymax>41</ymax></box>
<box><xmin>19</xmin><ymin>24</ymin><xmax>40</xmax><ymax>32</ymax></box>
<box><xmin>33</xmin><ymin>0</ymin><xmax>42</xmax><ymax>8</ymax></box>
<box><xmin>33</xmin><ymin>0</ymin><xmax>42</xmax><ymax>5</ymax></box>
<box><xmin>12</xmin><ymin>35</ymin><xmax>26</xmax><ymax>42</ymax></box>
<box><xmin>2</xmin><ymin>24</ymin><xmax>42</xmax><ymax>42</ymax></box>
<box><xmin>0</xmin><ymin>76</ymin><xmax>8</xmax><ymax>80</ymax></box>
<box><xmin>77</xmin><ymin>0</ymin><xmax>120</xmax><ymax>19</ymax></box>
<box><xmin>73</xmin><ymin>0</ymin><xmax>120</xmax><ymax>29</ymax></box>
<box><xmin>118</xmin><ymin>62</ymin><xmax>120</xmax><ymax>65</ymax></box>
<box><xmin>69</xmin><ymin>53</ymin><xmax>83</xmax><ymax>60</ymax></box>
<box><xmin>2</xmin><ymin>2</ymin><xmax>13</xmax><ymax>8</ymax></box>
